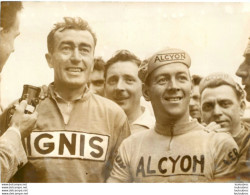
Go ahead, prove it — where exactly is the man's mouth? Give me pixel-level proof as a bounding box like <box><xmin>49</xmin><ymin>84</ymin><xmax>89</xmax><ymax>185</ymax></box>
<box><xmin>165</xmin><ymin>97</ymin><xmax>182</xmax><ymax>102</ymax></box>
<box><xmin>190</xmin><ymin>109</ymin><xmax>199</xmax><ymax>114</ymax></box>
<box><xmin>215</xmin><ymin>120</ymin><xmax>228</xmax><ymax>127</ymax></box>
<box><xmin>66</xmin><ymin>67</ymin><xmax>83</xmax><ymax>72</ymax></box>
<box><xmin>114</xmin><ymin>96</ymin><xmax>129</xmax><ymax>102</ymax></box>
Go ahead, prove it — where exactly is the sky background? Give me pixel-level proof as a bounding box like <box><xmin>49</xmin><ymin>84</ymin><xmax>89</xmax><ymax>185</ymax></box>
<box><xmin>1</xmin><ymin>1</ymin><xmax>250</xmax><ymax>107</ymax></box>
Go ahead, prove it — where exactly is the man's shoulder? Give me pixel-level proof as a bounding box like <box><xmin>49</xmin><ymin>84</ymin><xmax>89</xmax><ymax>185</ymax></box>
<box><xmin>191</xmin><ymin>122</ymin><xmax>236</xmax><ymax>145</ymax></box>
<box><xmin>90</xmin><ymin>94</ymin><xmax>126</xmax><ymax>114</ymax></box>
<box><xmin>122</xmin><ymin>128</ymin><xmax>153</xmax><ymax>145</ymax></box>
<box><xmin>204</xmin><ymin>131</ymin><xmax>238</xmax><ymax>150</ymax></box>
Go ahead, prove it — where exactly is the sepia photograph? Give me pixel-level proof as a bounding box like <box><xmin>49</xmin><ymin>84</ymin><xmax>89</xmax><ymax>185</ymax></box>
<box><xmin>0</xmin><ymin>1</ymin><xmax>250</xmax><ymax>194</ymax></box>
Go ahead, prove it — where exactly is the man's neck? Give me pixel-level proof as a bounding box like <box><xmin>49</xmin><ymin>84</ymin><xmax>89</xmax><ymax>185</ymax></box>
<box><xmin>231</xmin><ymin>123</ymin><xmax>242</xmax><ymax>137</ymax></box>
<box><xmin>127</xmin><ymin>105</ymin><xmax>143</xmax><ymax>124</ymax></box>
<box><xmin>54</xmin><ymin>83</ymin><xmax>86</xmax><ymax>102</ymax></box>
<box><xmin>156</xmin><ymin>111</ymin><xmax>190</xmax><ymax>128</ymax></box>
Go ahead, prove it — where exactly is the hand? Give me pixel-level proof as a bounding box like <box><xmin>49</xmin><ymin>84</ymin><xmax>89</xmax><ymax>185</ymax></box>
<box><xmin>39</xmin><ymin>85</ymin><xmax>49</xmax><ymax>100</ymax></box>
<box><xmin>204</xmin><ymin>121</ymin><xmax>228</xmax><ymax>133</ymax></box>
<box><xmin>9</xmin><ymin>100</ymin><xmax>38</xmax><ymax>138</ymax></box>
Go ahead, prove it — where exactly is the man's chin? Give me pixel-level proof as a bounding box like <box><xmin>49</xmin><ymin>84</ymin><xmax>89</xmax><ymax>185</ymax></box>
<box><xmin>64</xmin><ymin>81</ymin><xmax>86</xmax><ymax>89</ymax></box>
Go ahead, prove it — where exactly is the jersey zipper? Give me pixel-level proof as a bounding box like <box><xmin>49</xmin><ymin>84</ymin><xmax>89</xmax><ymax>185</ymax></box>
<box><xmin>167</xmin><ymin>123</ymin><xmax>174</xmax><ymax>151</ymax></box>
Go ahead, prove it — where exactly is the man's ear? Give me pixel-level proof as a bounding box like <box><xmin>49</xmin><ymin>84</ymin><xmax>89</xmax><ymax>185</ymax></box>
<box><xmin>45</xmin><ymin>53</ymin><xmax>53</xmax><ymax>68</ymax></box>
<box><xmin>239</xmin><ymin>100</ymin><xmax>246</xmax><ymax>117</ymax></box>
<box><xmin>0</xmin><ymin>27</ymin><xmax>3</xmax><ymax>32</ymax></box>
<box><xmin>142</xmin><ymin>83</ymin><xmax>150</xmax><ymax>101</ymax></box>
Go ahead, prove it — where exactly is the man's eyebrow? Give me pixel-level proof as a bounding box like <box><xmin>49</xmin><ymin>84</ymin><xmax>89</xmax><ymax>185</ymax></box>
<box><xmin>176</xmin><ymin>71</ymin><xmax>189</xmax><ymax>75</ymax></box>
<box><xmin>155</xmin><ymin>73</ymin><xmax>169</xmax><ymax>77</ymax></box>
<box><xmin>202</xmin><ymin>100</ymin><xmax>214</xmax><ymax>104</ymax></box>
<box><xmin>107</xmin><ymin>75</ymin><xmax>118</xmax><ymax>79</ymax></box>
<box><xmin>218</xmin><ymin>99</ymin><xmax>232</xmax><ymax>102</ymax></box>
<box><xmin>124</xmin><ymin>74</ymin><xmax>136</xmax><ymax>78</ymax></box>
<box><xmin>59</xmin><ymin>41</ymin><xmax>91</xmax><ymax>48</ymax></box>
<box><xmin>60</xmin><ymin>41</ymin><xmax>74</xmax><ymax>46</ymax></box>
<box><xmin>79</xmin><ymin>43</ymin><xmax>91</xmax><ymax>48</ymax></box>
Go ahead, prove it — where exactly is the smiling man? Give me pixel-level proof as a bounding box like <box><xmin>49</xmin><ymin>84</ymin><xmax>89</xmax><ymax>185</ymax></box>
<box><xmin>0</xmin><ymin>17</ymin><xmax>130</xmax><ymax>183</ymax></box>
<box><xmin>105</xmin><ymin>50</ymin><xmax>155</xmax><ymax>134</ymax></box>
<box><xmin>200</xmin><ymin>72</ymin><xmax>250</xmax><ymax>181</ymax></box>
<box><xmin>107</xmin><ymin>48</ymin><xmax>239</xmax><ymax>182</ymax></box>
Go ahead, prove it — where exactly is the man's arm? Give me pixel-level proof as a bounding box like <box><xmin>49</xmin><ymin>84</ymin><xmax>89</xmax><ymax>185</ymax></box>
<box><xmin>107</xmin><ymin>137</ymin><xmax>133</xmax><ymax>183</ymax></box>
<box><xmin>212</xmin><ymin>133</ymin><xmax>239</xmax><ymax>181</ymax></box>
<box><xmin>0</xmin><ymin>100</ymin><xmax>37</xmax><ymax>182</ymax></box>
<box><xmin>0</xmin><ymin>127</ymin><xmax>27</xmax><ymax>182</ymax></box>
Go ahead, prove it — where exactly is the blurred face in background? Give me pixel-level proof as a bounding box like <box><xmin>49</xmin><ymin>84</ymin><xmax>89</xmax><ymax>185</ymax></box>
<box><xmin>236</xmin><ymin>55</ymin><xmax>250</xmax><ymax>101</ymax></box>
<box><xmin>189</xmin><ymin>85</ymin><xmax>201</xmax><ymax>121</ymax></box>
<box><xmin>0</xmin><ymin>11</ymin><xmax>21</xmax><ymax>72</ymax></box>
<box><xmin>89</xmin><ymin>69</ymin><xmax>105</xmax><ymax>96</ymax></box>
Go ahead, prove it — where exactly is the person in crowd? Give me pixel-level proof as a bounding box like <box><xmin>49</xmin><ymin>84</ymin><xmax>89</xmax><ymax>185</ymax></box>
<box><xmin>189</xmin><ymin>74</ymin><xmax>202</xmax><ymax>123</ymax></box>
<box><xmin>0</xmin><ymin>17</ymin><xmax>130</xmax><ymax>183</ymax></box>
<box><xmin>235</xmin><ymin>38</ymin><xmax>250</xmax><ymax>181</ymax></box>
<box><xmin>104</xmin><ymin>50</ymin><xmax>155</xmax><ymax>134</ymax></box>
<box><xmin>199</xmin><ymin>72</ymin><xmax>250</xmax><ymax>181</ymax></box>
<box><xmin>236</xmin><ymin>37</ymin><xmax>250</xmax><ymax>102</ymax></box>
<box><xmin>107</xmin><ymin>48</ymin><xmax>238</xmax><ymax>182</ymax></box>
<box><xmin>89</xmin><ymin>57</ymin><xmax>105</xmax><ymax>96</ymax></box>
<box><xmin>0</xmin><ymin>1</ymin><xmax>37</xmax><ymax>182</ymax></box>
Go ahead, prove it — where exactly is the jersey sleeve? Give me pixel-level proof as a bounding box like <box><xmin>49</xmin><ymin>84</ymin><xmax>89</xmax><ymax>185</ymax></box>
<box><xmin>0</xmin><ymin>100</ymin><xmax>19</xmax><ymax>135</ymax></box>
<box><xmin>104</xmin><ymin>109</ymin><xmax>131</xmax><ymax>180</ymax></box>
<box><xmin>0</xmin><ymin>128</ymin><xmax>27</xmax><ymax>182</ymax></box>
<box><xmin>212</xmin><ymin>132</ymin><xmax>239</xmax><ymax>180</ymax></box>
<box><xmin>107</xmin><ymin>138</ymin><xmax>132</xmax><ymax>183</ymax></box>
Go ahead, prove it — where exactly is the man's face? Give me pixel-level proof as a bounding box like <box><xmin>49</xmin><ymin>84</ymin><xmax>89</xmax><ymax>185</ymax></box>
<box><xmin>105</xmin><ymin>61</ymin><xmax>142</xmax><ymax>115</ymax></box>
<box><xmin>201</xmin><ymin>85</ymin><xmax>243</xmax><ymax>133</ymax></box>
<box><xmin>0</xmin><ymin>11</ymin><xmax>21</xmax><ymax>72</ymax></box>
<box><xmin>144</xmin><ymin>63</ymin><xmax>192</xmax><ymax>122</ymax></box>
<box><xmin>46</xmin><ymin>29</ymin><xmax>95</xmax><ymax>89</ymax></box>
<box><xmin>189</xmin><ymin>85</ymin><xmax>201</xmax><ymax>121</ymax></box>
<box><xmin>236</xmin><ymin>55</ymin><xmax>250</xmax><ymax>101</ymax></box>
<box><xmin>89</xmin><ymin>69</ymin><xmax>104</xmax><ymax>96</ymax></box>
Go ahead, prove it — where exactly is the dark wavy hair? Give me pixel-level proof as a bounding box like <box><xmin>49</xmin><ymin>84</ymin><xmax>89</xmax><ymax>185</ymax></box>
<box><xmin>105</xmin><ymin>50</ymin><xmax>141</xmax><ymax>78</ymax></box>
<box><xmin>47</xmin><ymin>17</ymin><xmax>97</xmax><ymax>54</ymax></box>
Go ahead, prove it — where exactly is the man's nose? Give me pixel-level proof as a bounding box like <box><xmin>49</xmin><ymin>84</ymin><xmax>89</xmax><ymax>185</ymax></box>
<box><xmin>236</xmin><ymin>62</ymin><xmax>248</xmax><ymax>78</ymax></box>
<box><xmin>70</xmin><ymin>48</ymin><xmax>81</xmax><ymax>64</ymax></box>
<box><xmin>213</xmin><ymin>104</ymin><xmax>222</xmax><ymax>116</ymax></box>
<box><xmin>167</xmin><ymin>78</ymin><xmax>180</xmax><ymax>92</ymax></box>
<box><xmin>190</xmin><ymin>98</ymin><xmax>195</xmax><ymax>106</ymax></box>
<box><xmin>116</xmin><ymin>79</ymin><xmax>125</xmax><ymax>91</ymax></box>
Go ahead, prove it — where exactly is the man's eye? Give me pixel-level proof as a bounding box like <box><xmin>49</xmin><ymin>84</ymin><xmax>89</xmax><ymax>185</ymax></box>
<box><xmin>202</xmin><ymin>104</ymin><xmax>213</xmax><ymax>111</ymax></box>
<box><xmin>108</xmin><ymin>78</ymin><xmax>117</xmax><ymax>85</ymax></box>
<box><xmin>178</xmin><ymin>75</ymin><xmax>188</xmax><ymax>81</ymax></box>
<box><xmin>93</xmin><ymin>81</ymin><xmax>104</xmax><ymax>86</ymax></box>
<box><xmin>192</xmin><ymin>96</ymin><xmax>200</xmax><ymax>101</ymax></box>
<box><xmin>220</xmin><ymin>101</ymin><xmax>232</xmax><ymax>108</ymax></box>
<box><xmin>61</xmin><ymin>46</ymin><xmax>72</xmax><ymax>52</ymax></box>
<box><xmin>157</xmin><ymin>78</ymin><xmax>167</xmax><ymax>85</ymax></box>
<box><xmin>125</xmin><ymin>78</ymin><xmax>135</xmax><ymax>84</ymax></box>
<box><xmin>79</xmin><ymin>48</ymin><xmax>90</xmax><ymax>54</ymax></box>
